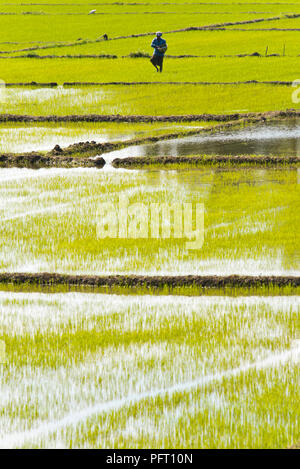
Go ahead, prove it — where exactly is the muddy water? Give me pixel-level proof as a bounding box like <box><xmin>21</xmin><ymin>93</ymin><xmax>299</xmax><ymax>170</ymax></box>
<box><xmin>103</xmin><ymin>118</ymin><xmax>300</xmax><ymax>163</ymax></box>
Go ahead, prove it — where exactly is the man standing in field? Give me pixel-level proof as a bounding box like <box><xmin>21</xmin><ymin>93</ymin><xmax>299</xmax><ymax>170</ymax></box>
<box><xmin>150</xmin><ymin>31</ymin><xmax>167</xmax><ymax>72</ymax></box>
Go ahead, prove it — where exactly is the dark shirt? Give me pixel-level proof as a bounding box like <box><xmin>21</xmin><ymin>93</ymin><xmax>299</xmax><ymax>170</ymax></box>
<box><xmin>151</xmin><ymin>37</ymin><xmax>167</xmax><ymax>57</ymax></box>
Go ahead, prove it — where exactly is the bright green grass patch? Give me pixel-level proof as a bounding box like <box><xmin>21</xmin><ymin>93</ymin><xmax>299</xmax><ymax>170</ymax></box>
<box><xmin>16</xmin><ymin>29</ymin><xmax>300</xmax><ymax>58</ymax></box>
<box><xmin>0</xmin><ymin>293</ymin><xmax>299</xmax><ymax>448</ymax></box>
<box><xmin>0</xmin><ymin>84</ymin><xmax>297</xmax><ymax>116</ymax></box>
<box><xmin>7</xmin><ymin>0</ymin><xmax>300</xmax><ymax>8</ymax></box>
<box><xmin>0</xmin><ymin>12</ymin><xmax>271</xmax><ymax>43</ymax></box>
<box><xmin>1</xmin><ymin>3</ymin><xmax>291</xmax><ymax>16</ymax></box>
<box><xmin>0</xmin><ymin>167</ymin><xmax>298</xmax><ymax>276</ymax></box>
<box><xmin>0</xmin><ymin>56</ymin><xmax>300</xmax><ymax>83</ymax></box>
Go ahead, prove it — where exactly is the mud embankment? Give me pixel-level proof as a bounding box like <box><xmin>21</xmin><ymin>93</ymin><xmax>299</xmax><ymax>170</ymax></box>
<box><xmin>0</xmin><ymin>109</ymin><xmax>298</xmax><ymax>123</ymax></box>
<box><xmin>112</xmin><ymin>155</ymin><xmax>300</xmax><ymax>169</ymax></box>
<box><xmin>231</xmin><ymin>27</ymin><xmax>300</xmax><ymax>31</ymax></box>
<box><xmin>0</xmin><ymin>137</ymin><xmax>150</xmax><ymax>168</ymax></box>
<box><xmin>0</xmin><ymin>52</ymin><xmax>280</xmax><ymax>59</ymax></box>
<box><xmin>0</xmin><ymin>81</ymin><xmax>295</xmax><ymax>87</ymax></box>
<box><xmin>1</xmin><ymin>54</ymin><xmax>118</xmax><ymax>59</ymax></box>
<box><xmin>62</xmin><ymin>80</ymin><xmax>295</xmax><ymax>86</ymax></box>
<box><xmin>4</xmin><ymin>82</ymin><xmax>58</xmax><ymax>87</ymax></box>
<box><xmin>0</xmin><ymin>273</ymin><xmax>298</xmax><ymax>296</ymax></box>
<box><xmin>0</xmin><ymin>273</ymin><xmax>298</xmax><ymax>290</ymax></box>
<box><xmin>0</xmin><ymin>152</ymin><xmax>105</xmax><ymax>169</ymax></box>
<box><xmin>0</xmin><ymin>112</ymin><xmax>242</xmax><ymax>123</ymax></box>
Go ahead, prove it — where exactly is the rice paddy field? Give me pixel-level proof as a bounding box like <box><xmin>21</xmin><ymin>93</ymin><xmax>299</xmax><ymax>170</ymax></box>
<box><xmin>0</xmin><ymin>0</ymin><xmax>299</xmax><ymax>451</ymax></box>
<box><xmin>0</xmin><ymin>121</ymin><xmax>213</xmax><ymax>153</ymax></box>
<box><xmin>1</xmin><ymin>84</ymin><xmax>298</xmax><ymax>116</ymax></box>
<box><xmin>0</xmin><ymin>167</ymin><xmax>298</xmax><ymax>276</ymax></box>
<box><xmin>0</xmin><ymin>294</ymin><xmax>299</xmax><ymax>448</ymax></box>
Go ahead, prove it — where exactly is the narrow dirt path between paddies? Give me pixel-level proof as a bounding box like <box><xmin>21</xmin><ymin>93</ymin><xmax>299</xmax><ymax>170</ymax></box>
<box><xmin>0</xmin><ymin>53</ymin><xmax>273</xmax><ymax>59</ymax></box>
<box><xmin>4</xmin><ymin>82</ymin><xmax>58</xmax><ymax>87</ymax></box>
<box><xmin>0</xmin><ymin>109</ymin><xmax>297</xmax><ymax>123</ymax></box>
<box><xmin>0</xmin><ymin>14</ymin><xmax>297</xmax><ymax>55</ymax></box>
<box><xmin>0</xmin><ymin>153</ymin><xmax>105</xmax><ymax>169</ymax></box>
<box><xmin>230</xmin><ymin>27</ymin><xmax>300</xmax><ymax>31</ymax></box>
<box><xmin>62</xmin><ymin>80</ymin><xmax>297</xmax><ymax>86</ymax></box>
<box><xmin>1</xmin><ymin>273</ymin><xmax>299</xmax><ymax>288</ymax></box>
<box><xmin>0</xmin><ymin>273</ymin><xmax>298</xmax><ymax>294</ymax></box>
<box><xmin>112</xmin><ymin>154</ymin><xmax>300</xmax><ymax>168</ymax></box>
<box><xmin>1</xmin><ymin>80</ymin><xmax>296</xmax><ymax>86</ymax></box>
<box><xmin>0</xmin><ymin>54</ymin><xmax>119</xmax><ymax>59</ymax></box>
<box><xmin>0</xmin><ymin>11</ymin><xmax>288</xmax><ymax>17</ymax></box>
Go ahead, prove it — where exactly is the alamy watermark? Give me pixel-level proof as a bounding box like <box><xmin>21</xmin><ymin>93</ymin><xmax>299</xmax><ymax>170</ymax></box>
<box><xmin>96</xmin><ymin>195</ymin><xmax>204</xmax><ymax>250</ymax></box>
<box><xmin>0</xmin><ymin>80</ymin><xmax>6</xmax><ymax>107</ymax></box>
<box><xmin>291</xmin><ymin>79</ymin><xmax>300</xmax><ymax>103</ymax></box>
<box><xmin>0</xmin><ymin>340</ymin><xmax>6</xmax><ymax>364</ymax></box>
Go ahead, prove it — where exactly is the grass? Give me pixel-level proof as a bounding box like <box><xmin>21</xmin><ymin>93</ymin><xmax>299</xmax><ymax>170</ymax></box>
<box><xmin>0</xmin><ymin>84</ymin><xmax>298</xmax><ymax>116</ymax></box>
<box><xmin>3</xmin><ymin>29</ymin><xmax>300</xmax><ymax>58</ymax></box>
<box><xmin>0</xmin><ymin>12</ymin><xmax>270</xmax><ymax>43</ymax></box>
<box><xmin>1</xmin><ymin>56</ymin><xmax>300</xmax><ymax>83</ymax></box>
<box><xmin>0</xmin><ymin>2</ymin><xmax>299</xmax><ymax>118</ymax></box>
<box><xmin>0</xmin><ymin>167</ymin><xmax>298</xmax><ymax>276</ymax></box>
<box><xmin>2</xmin><ymin>3</ymin><xmax>299</xmax><ymax>15</ymax></box>
<box><xmin>0</xmin><ymin>292</ymin><xmax>299</xmax><ymax>448</ymax></box>
<box><xmin>0</xmin><ymin>2</ymin><xmax>299</xmax><ymax>93</ymax></box>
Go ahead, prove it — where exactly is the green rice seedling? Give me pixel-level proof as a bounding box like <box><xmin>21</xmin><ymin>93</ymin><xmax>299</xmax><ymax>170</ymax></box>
<box><xmin>0</xmin><ymin>293</ymin><xmax>299</xmax><ymax>448</ymax></box>
<box><xmin>0</xmin><ymin>84</ymin><xmax>298</xmax><ymax>116</ymax></box>
<box><xmin>0</xmin><ymin>168</ymin><xmax>298</xmax><ymax>276</ymax></box>
<box><xmin>0</xmin><ymin>11</ymin><xmax>271</xmax><ymax>44</ymax></box>
<box><xmin>15</xmin><ymin>29</ymin><xmax>300</xmax><ymax>59</ymax></box>
<box><xmin>1</xmin><ymin>56</ymin><xmax>300</xmax><ymax>84</ymax></box>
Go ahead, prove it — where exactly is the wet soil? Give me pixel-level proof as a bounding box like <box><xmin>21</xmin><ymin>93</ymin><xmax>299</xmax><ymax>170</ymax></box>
<box><xmin>62</xmin><ymin>80</ymin><xmax>295</xmax><ymax>86</ymax></box>
<box><xmin>0</xmin><ymin>273</ymin><xmax>298</xmax><ymax>289</ymax></box>
<box><xmin>0</xmin><ymin>152</ymin><xmax>105</xmax><ymax>168</ymax></box>
<box><xmin>112</xmin><ymin>154</ymin><xmax>300</xmax><ymax>168</ymax></box>
<box><xmin>0</xmin><ymin>110</ymin><xmax>297</xmax><ymax>123</ymax></box>
<box><xmin>0</xmin><ymin>81</ymin><xmax>296</xmax><ymax>87</ymax></box>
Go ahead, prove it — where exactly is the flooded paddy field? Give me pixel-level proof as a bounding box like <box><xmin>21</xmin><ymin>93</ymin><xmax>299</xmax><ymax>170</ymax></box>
<box><xmin>0</xmin><ymin>111</ymin><xmax>299</xmax><ymax>449</ymax></box>
<box><xmin>0</xmin><ymin>293</ymin><xmax>299</xmax><ymax>449</ymax></box>
<box><xmin>0</xmin><ymin>166</ymin><xmax>298</xmax><ymax>276</ymax></box>
<box><xmin>104</xmin><ymin>118</ymin><xmax>300</xmax><ymax>163</ymax></box>
<box><xmin>2</xmin><ymin>117</ymin><xmax>300</xmax><ymax>170</ymax></box>
<box><xmin>0</xmin><ymin>0</ymin><xmax>299</xmax><ymax>451</ymax></box>
<box><xmin>0</xmin><ymin>121</ymin><xmax>209</xmax><ymax>154</ymax></box>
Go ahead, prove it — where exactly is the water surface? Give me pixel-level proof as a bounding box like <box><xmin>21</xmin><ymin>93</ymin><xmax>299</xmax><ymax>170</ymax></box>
<box><xmin>103</xmin><ymin>118</ymin><xmax>300</xmax><ymax>163</ymax></box>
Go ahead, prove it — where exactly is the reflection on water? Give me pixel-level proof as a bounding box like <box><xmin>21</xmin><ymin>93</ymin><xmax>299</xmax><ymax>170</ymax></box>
<box><xmin>104</xmin><ymin>118</ymin><xmax>300</xmax><ymax>162</ymax></box>
<box><xmin>0</xmin><ymin>167</ymin><xmax>298</xmax><ymax>275</ymax></box>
